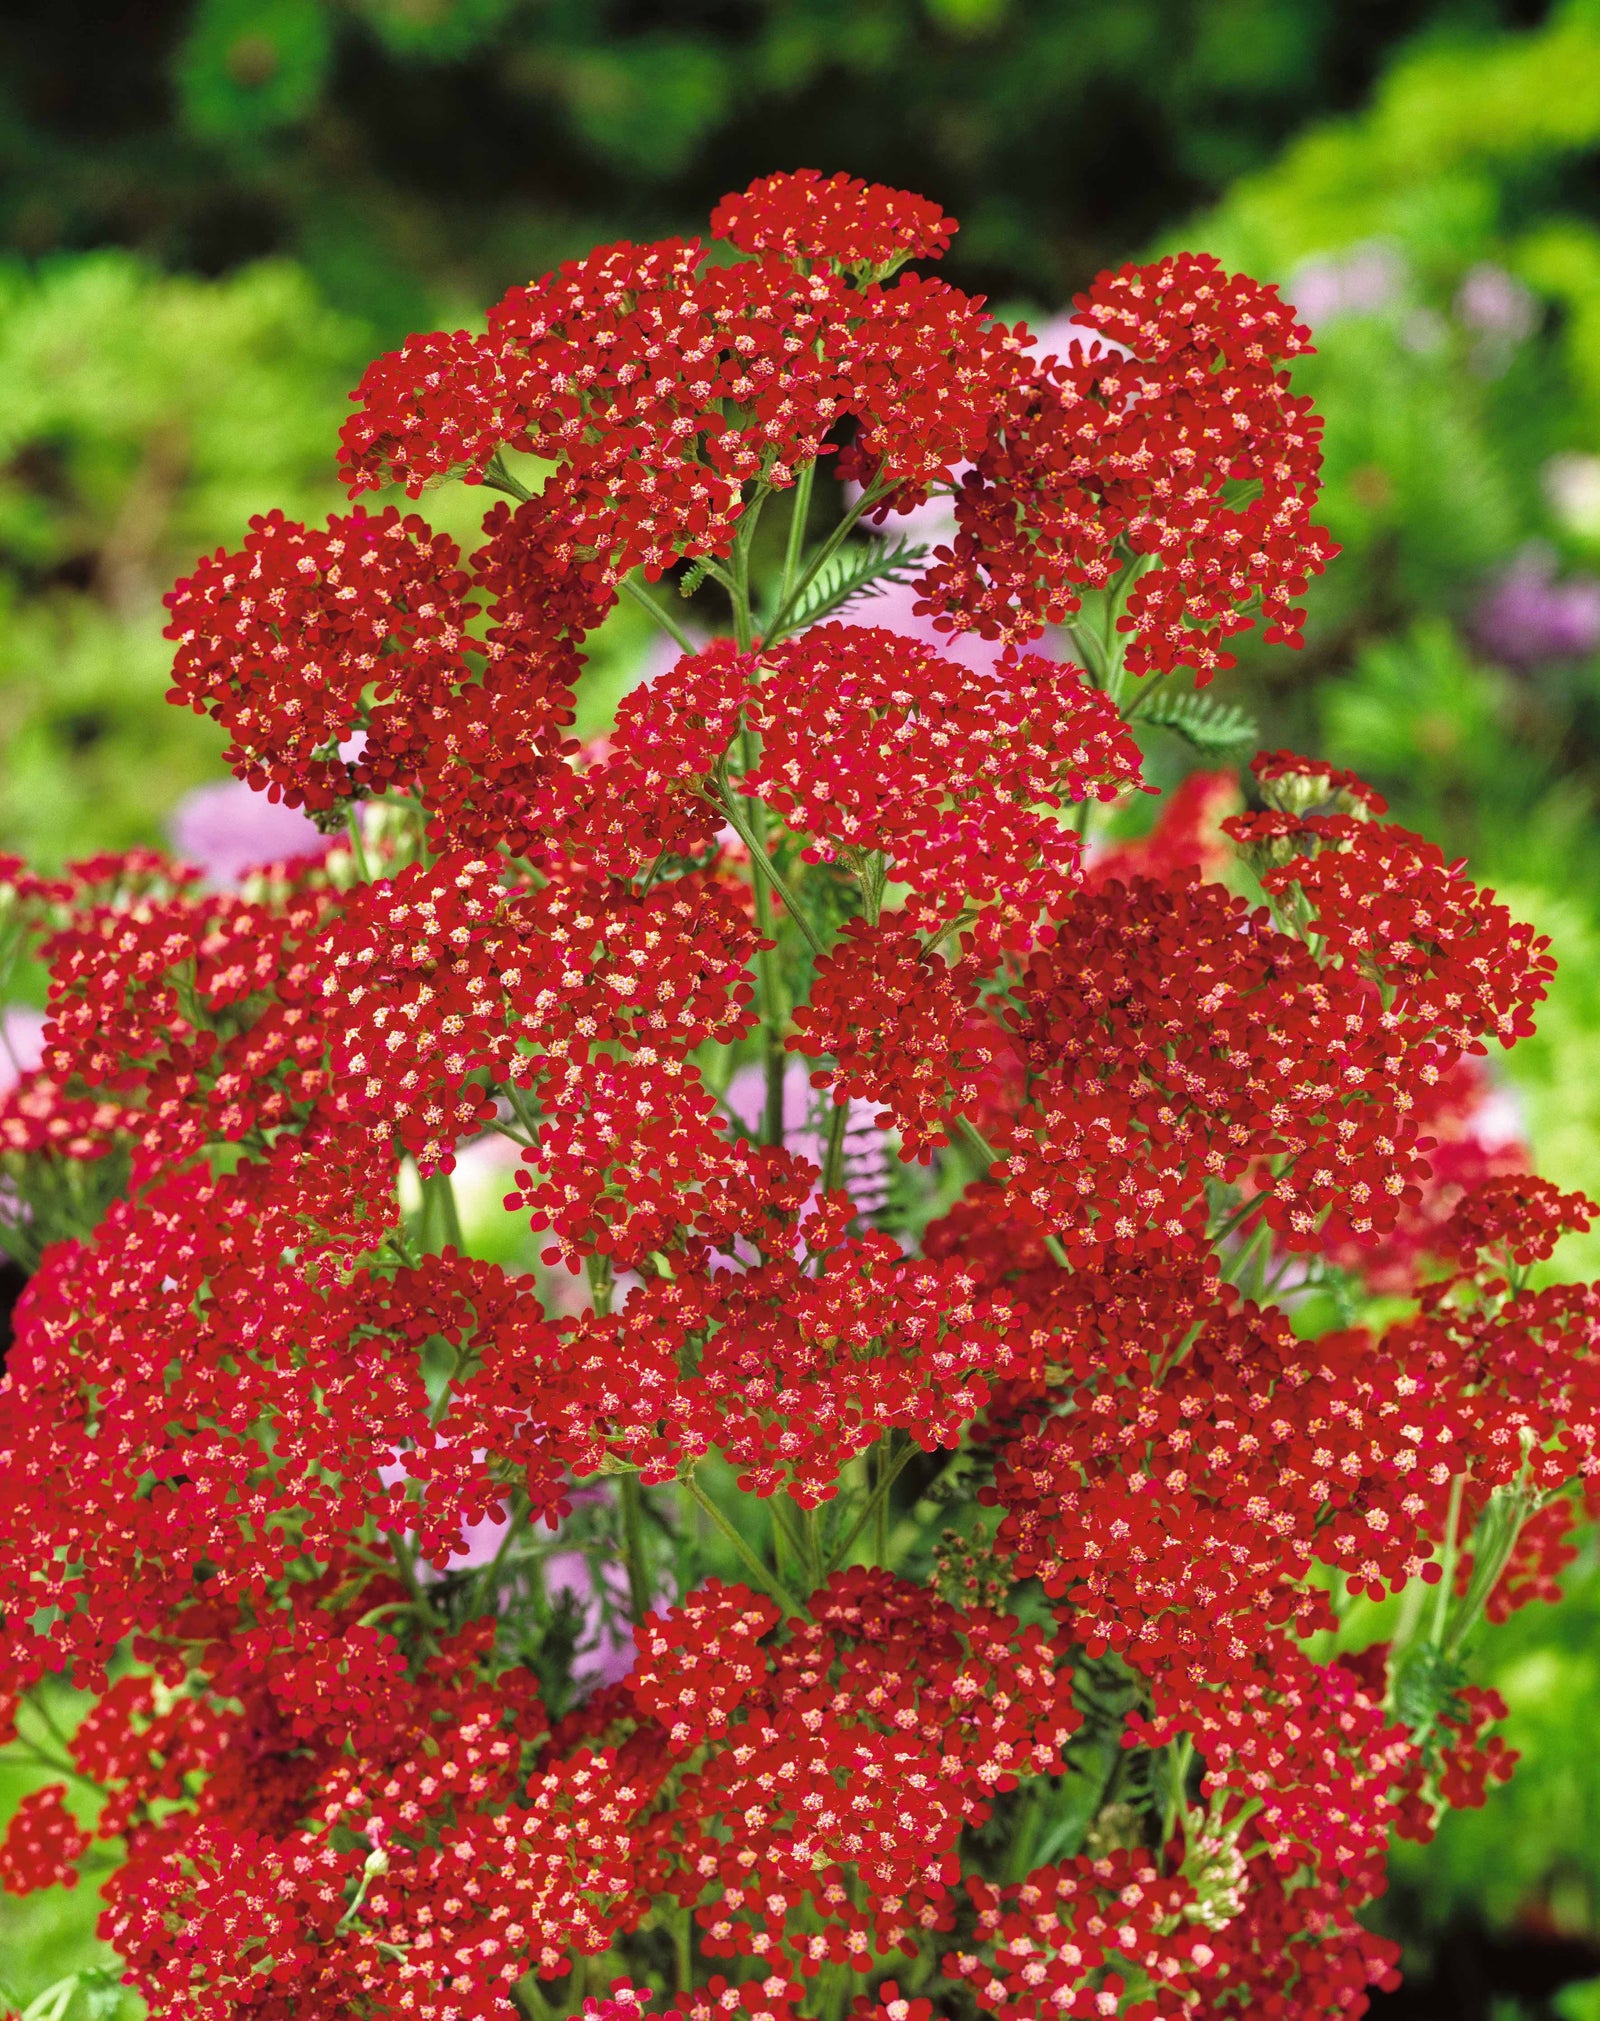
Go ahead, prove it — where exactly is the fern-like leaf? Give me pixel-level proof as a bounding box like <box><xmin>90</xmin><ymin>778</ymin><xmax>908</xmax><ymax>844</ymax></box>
<box><xmin>1137</xmin><ymin>688</ymin><xmax>1259</xmax><ymax>753</ymax></box>
<box><xmin>781</xmin><ymin>538</ymin><xmax>928</xmax><ymax>633</ymax></box>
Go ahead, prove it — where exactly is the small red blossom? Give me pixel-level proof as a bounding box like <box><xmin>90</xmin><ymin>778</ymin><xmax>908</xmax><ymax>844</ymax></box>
<box><xmin>0</xmin><ymin>1785</ymin><xmax>89</xmax><ymax>1894</ymax></box>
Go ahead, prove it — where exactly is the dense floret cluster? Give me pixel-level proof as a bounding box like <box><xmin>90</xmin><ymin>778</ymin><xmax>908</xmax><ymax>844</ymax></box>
<box><xmin>0</xmin><ymin>170</ymin><xmax>1591</xmax><ymax>2021</ymax></box>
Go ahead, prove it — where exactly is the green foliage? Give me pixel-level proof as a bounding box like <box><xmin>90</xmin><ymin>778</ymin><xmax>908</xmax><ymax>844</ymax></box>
<box><xmin>0</xmin><ymin>255</ymin><xmax>361</xmax><ymax>866</ymax></box>
<box><xmin>174</xmin><ymin>0</ymin><xmax>333</xmax><ymax>144</ymax></box>
<box><xmin>3</xmin><ymin>2</ymin><xmax>1533</xmax><ymax>324</ymax></box>
<box><xmin>781</xmin><ymin>537</ymin><xmax>930</xmax><ymax>633</ymax></box>
<box><xmin>1136</xmin><ymin>684</ymin><xmax>1259</xmax><ymax>752</ymax></box>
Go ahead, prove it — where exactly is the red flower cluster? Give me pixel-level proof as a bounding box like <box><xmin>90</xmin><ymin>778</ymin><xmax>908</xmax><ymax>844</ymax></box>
<box><xmin>0</xmin><ymin>168</ymin><xmax>1586</xmax><ymax>2021</ymax></box>
<box><xmin>0</xmin><ymin>1784</ymin><xmax>90</xmax><ymax>1895</ymax></box>
<box><xmin>915</xmin><ymin>253</ymin><xmax>1334</xmax><ymax>678</ymax></box>
<box><xmin>748</xmin><ymin>625</ymin><xmax>1143</xmax><ymax>951</ymax></box>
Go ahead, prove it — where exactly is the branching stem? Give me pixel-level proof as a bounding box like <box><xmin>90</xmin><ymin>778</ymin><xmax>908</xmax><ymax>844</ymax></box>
<box><xmin>681</xmin><ymin>1473</ymin><xmax>802</xmax><ymax>1615</ymax></box>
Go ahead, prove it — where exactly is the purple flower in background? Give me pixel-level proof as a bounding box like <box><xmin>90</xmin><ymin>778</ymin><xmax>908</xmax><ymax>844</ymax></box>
<box><xmin>169</xmin><ymin>778</ymin><xmax>325</xmax><ymax>886</ymax></box>
<box><xmin>1025</xmin><ymin>312</ymin><xmax>1127</xmax><ymax>365</ymax></box>
<box><xmin>723</xmin><ymin>1058</ymin><xmax>890</xmax><ymax>1214</ymax></box>
<box><xmin>1286</xmin><ymin>243</ymin><xmax>1405</xmax><ymax>330</ymax></box>
<box><xmin>0</xmin><ymin>1008</ymin><xmax>46</xmax><ymax>1097</ymax></box>
<box><xmin>545</xmin><ymin>1550</ymin><xmax>637</xmax><ymax>1686</ymax></box>
<box><xmin>1474</xmin><ymin>547</ymin><xmax>1600</xmax><ymax>668</ymax></box>
<box><xmin>1455</xmin><ymin>264</ymin><xmax>1537</xmax><ymax>343</ymax></box>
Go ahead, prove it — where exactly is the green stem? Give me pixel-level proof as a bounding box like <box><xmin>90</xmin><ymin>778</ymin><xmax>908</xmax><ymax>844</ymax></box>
<box><xmin>1432</xmin><ymin>1474</ymin><xmax>1466</xmax><ymax>1647</ymax></box>
<box><xmin>833</xmin><ymin>1436</ymin><xmax>921</xmax><ymax>1568</ymax></box>
<box><xmin>730</xmin><ymin>497</ymin><xmax>765</xmax><ymax>653</ymax></box>
<box><xmin>502</xmin><ymin>1076</ymin><xmax>540</xmax><ymax>1142</ymax></box>
<box><xmin>716</xmin><ymin>789</ymin><xmax>827</xmax><ymax>957</ymax></box>
<box><xmin>768</xmin><ymin>1494</ymin><xmax>809</xmax><ymax>1580</ymax></box>
<box><xmin>820</xmin><ymin>1096</ymin><xmax>849</xmax><ymax>1195</ymax></box>
<box><xmin>778</xmin><ymin>460</ymin><xmax>817</xmax><ymax>610</ymax></box>
<box><xmin>1207</xmin><ymin>1192</ymin><xmax>1267</xmax><ymax>1247</ymax></box>
<box><xmin>386</xmin><ymin>1532</ymin><xmax>442</xmax><ymax>1657</ymax></box>
<box><xmin>621</xmin><ymin>572</ymin><xmax>697</xmax><ymax>656</ymax></box>
<box><xmin>617</xmin><ymin>1474</ymin><xmax>654</xmax><ymax>1625</ymax></box>
<box><xmin>764</xmin><ymin>481</ymin><xmax>889</xmax><ymax>643</ymax></box>
<box><xmin>481</xmin><ymin>450</ymin><xmax>535</xmax><ymax>503</ymax></box>
<box><xmin>475</xmin><ymin>1487</ymin><xmax>529</xmax><ymax>1605</ymax></box>
<box><xmin>2</xmin><ymin>1742</ymin><xmax>106</xmax><ymax>1800</ymax></box>
<box><xmin>346</xmin><ymin>805</ymin><xmax>374</xmax><ymax>882</ymax></box>
<box><xmin>1446</xmin><ymin>1483</ymin><xmax>1537</xmax><ymax>1655</ymax></box>
<box><xmin>420</xmin><ymin>1168</ymin><xmax>464</xmax><ymax>1254</ymax></box>
<box><xmin>1161</xmin><ymin>1734</ymin><xmax>1194</xmax><ymax>1847</ymax></box>
<box><xmin>735</xmin><ymin>783</ymin><xmax>789</xmax><ymax>1148</ymax></box>
<box><xmin>25</xmin><ymin>1693</ymin><xmax>78</xmax><ymax>1761</ymax></box>
<box><xmin>673</xmin><ymin>1901</ymin><xmax>694</xmax><ymax>1996</ymax></box>
<box><xmin>681</xmin><ymin>1473</ymin><xmax>802</xmax><ymax>1615</ymax></box>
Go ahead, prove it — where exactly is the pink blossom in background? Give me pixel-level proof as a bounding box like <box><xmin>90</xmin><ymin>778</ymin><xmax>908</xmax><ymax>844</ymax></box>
<box><xmin>169</xmin><ymin>777</ymin><xmax>325</xmax><ymax>885</ymax></box>
<box><xmin>1456</xmin><ymin>264</ymin><xmax>1537</xmax><ymax>344</ymax></box>
<box><xmin>545</xmin><ymin>1550</ymin><xmax>637</xmax><ymax>1686</ymax></box>
<box><xmin>1285</xmin><ymin>242</ymin><xmax>1406</xmax><ymax>329</ymax></box>
<box><xmin>1474</xmin><ymin>546</ymin><xmax>1600</xmax><ymax>668</ymax></box>
<box><xmin>723</xmin><ymin>1058</ymin><xmax>890</xmax><ymax>1214</ymax></box>
<box><xmin>0</xmin><ymin>1008</ymin><xmax>45</xmax><ymax>1097</ymax></box>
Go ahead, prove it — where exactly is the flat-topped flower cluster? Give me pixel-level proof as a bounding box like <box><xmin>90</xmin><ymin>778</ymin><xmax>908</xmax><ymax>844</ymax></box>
<box><xmin>0</xmin><ymin>168</ymin><xmax>1591</xmax><ymax>2021</ymax></box>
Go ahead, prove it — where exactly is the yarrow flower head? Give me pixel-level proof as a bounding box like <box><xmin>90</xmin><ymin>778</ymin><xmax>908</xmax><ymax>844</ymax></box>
<box><xmin>0</xmin><ymin>168</ymin><xmax>1585</xmax><ymax>2021</ymax></box>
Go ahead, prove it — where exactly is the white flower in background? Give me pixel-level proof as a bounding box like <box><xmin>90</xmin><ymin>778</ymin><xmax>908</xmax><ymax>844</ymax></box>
<box><xmin>1545</xmin><ymin>452</ymin><xmax>1600</xmax><ymax>541</ymax></box>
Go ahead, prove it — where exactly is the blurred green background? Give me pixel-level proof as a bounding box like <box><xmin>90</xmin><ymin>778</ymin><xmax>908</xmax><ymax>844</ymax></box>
<box><xmin>8</xmin><ymin>1</ymin><xmax>1600</xmax><ymax>2015</ymax></box>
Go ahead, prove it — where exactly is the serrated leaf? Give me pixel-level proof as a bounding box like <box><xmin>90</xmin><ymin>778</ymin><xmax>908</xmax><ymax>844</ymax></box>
<box><xmin>782</xmin><ymin>538</ymin><xmax>929</xmax><ymax>633</ymax></box>
<box><xmin>677</xmin><ymin>559</ymin><xmax>711</xmax><ymax>599</ymax></box>
<box><xmin>1138</xmin><ymin>688</ymin><xmax>1258</xmax><ymax>753</ymax></box>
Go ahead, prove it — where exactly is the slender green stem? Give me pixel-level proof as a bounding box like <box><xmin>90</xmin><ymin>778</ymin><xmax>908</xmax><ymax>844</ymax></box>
<box><xmin>481</xmin><ymin>450</ymin><xmax>535</xmax><ymax>503</ymax></box>
<box><xmin>730</xmin><ymin>492</ymin><xmax>770</xmax><ymax>653</ymax></box>
<box><xmin>26</xmin><ymin>1693</ymin><xmax>77</xmax><ymax>1761</ymax></box>
<box><xmin>1432</xmin><ymin>1474</ymin><xmax>1466</xmax><ymax>1647</ymax></box>
<box><xmin>1445</xmin><ymin>1482</ymin><xmax>1537</xmax><ymax>1655</ymax></box>
<box><xmin>778</xmin><ymin>460</ymin><xmax>817</xmax><ymax>610</ymax></box>
<box><xmin>769</xmin><ymin>1495</ymin><xmax>813</xmax><ymax>1584</ymax></box>
<box><xmin>716</xmin><ymin>790</ymin><xmax>827</xmax><ymax>957</ymax></box>
<box><xmin>1207</xmin><ymin>1192</ymin><xmax>1267</xmax><ymax>1247</ymax></box>
<box><xmin>681</xmin><ymin>1473</ymin><xmax>802</xmax><ymax>1615</ymax></box>
<box><xmin>346</xmin><ymin>806</ymin><xmax>374</xmax><ymax>883</ymax></box>
<box><xmin>617</xmin><ymin>1474</ymin><xmax>654</xmax><ymax>1624</ymax></box>
<box><xmin>695</xmin><ymin>555</ymin><xmax>741</xmax><ymax>599</ymax></box>
<box><xmin>420</xmin><ymin>1168</ymin><xmax>464</xmax><ymax>1254</ymax></box>
<box><xmin>872</xmin><ymin>1439</ymin><xmax>891</xmax><ymax>1566</ymax></box>
<box><xmin>833</xmin><ymin>1436</ymin><xmax>921</xmax><ymax>1568</ymax></box>
<box><xmin>475</xmin><ymin>1487</ymin><xmax>528</xmax><ymax>1605</ymax></box>
<box><xmin>2</xmin><ymin>1741</ymin><xmax>106</xmax><ymax>1800</ymax></box>
<box><xmin>764</xmin><ymin>481</ymin><xmax>889</xmax><ymax>643</ymax></box>
<box><xmin>820</xmin><ymin>1096</ymin><xmax>849</xmax><ymax>1194</ymax></box>
<box><xmin>733</xmin><ymin>776</ymin><xmax>790</xmax><ymax>1147</ymax></box>
<box><xmin>621</xmin><ymin>572</ymin><xmax>697</xmax><ymax>655</ymax></box>
<box><xmin>502</xmin><ymin>1076</ymin><xmax>540</xmax><ymax>1143</ymax></box>
<box><xmin>1161</xmin><ymin>1734</ymin><xmax>1194</xmax><ymax>1846</ymax></box>
<box><xmin>673</xmin><ymin>1902</ymin><xmax>695</xmax><ymax>1996</ymax></box>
